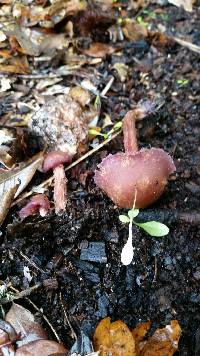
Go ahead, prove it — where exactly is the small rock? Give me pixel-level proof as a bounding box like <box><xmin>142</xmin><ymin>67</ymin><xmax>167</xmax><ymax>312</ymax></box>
<box><xmin>193</xmin><ymin>270</ymin><xmax>200</xmax><ymax>281</ymax></box>
<box><xmin>80</xmin><ymin>242</ymin><xmax>107</xmax><ymax>263</ymax></box>
<box><xmin>190</xmin><ymin>294</ymin><xmax>200</xmax><ymax>304</ymax></box>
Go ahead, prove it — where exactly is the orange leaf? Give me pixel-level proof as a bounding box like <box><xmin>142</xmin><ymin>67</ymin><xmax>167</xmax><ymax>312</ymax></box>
<box><xmin>139</xmin><ymin>320</ymin><xmax>181</xmax><ymax>356</ymax></box>
<box><xmin>132</xmin><ymin>321</ymin><xmax>151</xmax><ymax>354</ymax></box>
<box><xmin>93</xmin><ymin>317</ymin><xmax>136</xmax><ymax>356</ymax></box>
<box><xmin>82</xmin><ymin>43</ymin><xmax>116</xmax><ymax>58</ymax></box>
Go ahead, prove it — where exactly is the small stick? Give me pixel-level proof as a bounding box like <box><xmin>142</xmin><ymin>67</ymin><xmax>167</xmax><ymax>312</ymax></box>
<box><xmin>153</xmin><ymin>256</ymin><xmax>158</xmax><ymax>284</ymax></box>
<box><xmin>19</xmin><ymin>252</ymin><xmax>46</xmax><ymax>274</ymax></box>
<box><xmin>59</xmin><ymin>293</ymin><xmax>77</xmax><ymax>341</ymax></box>
<box><xmin>0</xmin><ymin>283</ymin><xmax>42</xmax><ymax>304</ymax></box>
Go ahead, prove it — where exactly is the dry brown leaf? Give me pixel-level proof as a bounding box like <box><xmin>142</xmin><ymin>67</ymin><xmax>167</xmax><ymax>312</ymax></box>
<box><xmin>74</xmin><ymin>2</ymin><xmax>115</xmax><ymax>36</ymax></box>
<box><xmin>0</xmin><ymin>49</ymin><xmax>12</xmax><ymax>59</ymax></box>
<box><xmin>112</xmin><ymin>63</ymin><xmax>128</xmax><ymax>82</ymax></box>
<box><xmin>139</xmin><ymin>320</ymin><xmax>181</xmax><ymax>356</ymax></box>
<box><xmin>0</xmin><ymin>185</ymin><xmax>18</xmax><ymax>226</ymax></box>
<box><xmin>0</xmin><ymin>154</ymin><xmax>43</xmax><ymax>199</ymax></box>
<box><xmin>0</xmin><ymin>56</ymin><xmax>29</xmax><ymax>74</ymax></box>
<box><xmin>122</xmin><ymin>20</ymin><xmax>148</xmax><ymax>41</ymax></box>
<box><xmin>132</xmin><ymin>321</ymin><xmax>151</xmax><ymax>354</ymax></box>
<box><xmin>48</xmin><ymin>0</ymin><xmax>87</xmax><ymax>23</ymax></box>
<box><xmin>81</xmin><ymin>43</ymin><xmax>116</xmax><ymax>58</ymax></box>
<box><xmin>93</xmin><ymin>317</ymin><xmax>136</xmax><ymax>356</ymax></box>
<box><xmin>5</xmin><ymin>24</ymin><xmax>40</xmax><ymax>56</ymax></box>
<box><xmin>15</xmin><ymin>339</ymin><xmax>67</xmax><ymax>355</ymax></box>
<box><xmin>168</xmin><ymin>0</ymin><xmax>194</xmax><ymax>12</ymax></box>
<box><xmin>5</xmin><ymin>303</ymin><xmax>47</xmax><ymax>347</ymax></box>
<box><xmin>69</xmin><ymin>86</ymin><xmax>91</xmax><ymax>107</ymax></box>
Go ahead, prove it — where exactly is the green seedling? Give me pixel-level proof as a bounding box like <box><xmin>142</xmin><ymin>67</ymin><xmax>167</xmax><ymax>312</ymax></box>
<box><xmin>160</xmin><ymin>13</ymin><xmax>169</xmax><ymax>21</ymax></box>
<box><xmin>119</xmin><ymin>208</ymin><xmax>169</xmax><ymax>265</ymax></box>
<box><xmin>176</xmin><ymin>79</ymin><xmax>189</xmax><ymax>86</ymax></box>
<box><xmin>142</xmin><ymin>9</ymin><xmax>156</xmax><ymax>19</ymax></box>
<box><xmin>136</xmin><ymin>16</ymin><xmax>149</xmax><ymax>27</ymax></box>
<box><xmin>88</xmin><ymin>121</ymin><xmax>122</xmax><ymax>140</ymax></box>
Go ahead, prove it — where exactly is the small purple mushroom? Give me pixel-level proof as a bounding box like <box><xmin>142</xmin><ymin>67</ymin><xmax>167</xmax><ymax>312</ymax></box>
<box><xmin>43</xmin><ymin>151</ymin><xmax>72</xmax><ymax>214</ymax></box>
<box><xmin>19</xmin><ymin>194</ymin><xmax>50</xmax><ymax>218</ymax></box>
<box><xmin>94</xmin><ymin>102</ymin><xmax>176</xmax><ymax>209</ymax></box>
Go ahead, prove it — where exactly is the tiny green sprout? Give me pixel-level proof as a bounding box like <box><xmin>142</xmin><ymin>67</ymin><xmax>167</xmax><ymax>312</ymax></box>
<box><xmin>114</xmin><ymin>121</ymin><xmax>122</xmax><ymax>130</ymax></box>
<box><xmin>88</xmin><ymin>128</ymin><xmax>108</xmax><ymax>139</ymax></box>
<box><xmin>176</xmin><ymin>79</ymin><xmax>189</xmax><ymax>86</ymax></box>
<box><xmin>94</xmin><ymin>94</ymin><xmax>101</xmax><ymax>110</ymax></box>
<box><xmin>160</xmin><ymin>13</ymin><xmax>169</xmax><ymax>21</ymax></box>
<box><xmin>89</xmin><ymin>121</ymin><xmax>122</xmax><ymax>141</ymax></box>
<box><xmin>136</xmin><ymin>16</ymin><xmax>149</xmax><ymax>27</ymax></box>
<box><xmin>120</xmin><ymin>208</ymin><xmax>169</xmax><ymax>265</ymax></box>
<box><xmin>142</xmin><ymin>9</ymin><xmax>156</xmax><ymax>19</ymax></box>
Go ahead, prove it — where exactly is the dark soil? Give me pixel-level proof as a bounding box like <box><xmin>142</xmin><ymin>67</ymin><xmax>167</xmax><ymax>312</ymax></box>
<box><xmin>0</xmin><ymin>2</ymin><xmax>200</xmax><ymax>355</ymax></box>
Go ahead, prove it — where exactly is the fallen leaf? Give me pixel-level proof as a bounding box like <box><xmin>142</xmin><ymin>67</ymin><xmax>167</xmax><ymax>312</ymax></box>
<box><xmin>139</xmin><ymin>320</ymin><xmax>181</xmax><ymax>356</ymax></box>
<box><xmin>74</xmin><ymin>2</ymin><xmax>115</xmax><ymax>36</ymax></box>
<box><xmin>0</xmin><ymin>56</ymin><xmax>29</xmax><ymax>74</ymax></box>
<box><xmin>132</xmin><ymin>321</ymin><xmax>151</xmax><ymax>354</ymax></box>
<box><xmin>69</xmin><ymin>86</ymin><xmax>91</xmax><ymax>107</ymax></box>
<box><xmin>15</xmin><ymin>339</ymin><xmax>67</xmax><ymax>355</ymax></box>
<box><xmin>0</xmin><ymin>77</ymin><xmax>11</xmax><ymax>92</ymax></box>
<box><xmin>0</xmin><ymin>185</ymin><xmax>18</xmax><ymax>226</ymax></box>
<box><xmin>81</xmin><ymin>43</ymin><xmax>116</xmax><ymax>58</ymax></box>
<box><xmin>5</xmin><ymin>303</ymin><xmax>47</xmax><ymax>347</ymax></box>
<box><xmin>0</xmin><ymin>154</ymin><xmax>43</xmax><ymax>199</ymax></box>
<box><xmin>112</xmin><ymin>63</ymin><xmax>129</xmax><ymax>82</ymax></box>
<box><xmin>93</xmin><ymin>317</ymin><xmax>136</xmax><ymax>356</ymax></box>
<box><xmin>168</xmin><ymin>0</ymin><xmax>194</xmax><ymax>12</ymax></box>
<box><xmin>122</xmin><ymin>20</ymin><xmax>148</xmax><ymax>41</ymax></box>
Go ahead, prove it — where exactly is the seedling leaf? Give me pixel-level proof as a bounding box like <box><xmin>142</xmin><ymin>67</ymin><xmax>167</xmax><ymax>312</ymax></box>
<box><xmin>114</xmin><ymin>121</ymin><xmax>122</xmax><ymax>130</ymax></box>
<box><xmin>135</xmin><ymin>221</ymin><xmax>169</xmax><ymax>237</ymax></box>
<box><xmin>128</xmin><ymin>208</ymin><xmax>139</xmax><ymax>219</ymax></box>
<box><xmin>119</xmin><ymin>215</ymin><xmax>130</xmax><ymax>223</ymax></box>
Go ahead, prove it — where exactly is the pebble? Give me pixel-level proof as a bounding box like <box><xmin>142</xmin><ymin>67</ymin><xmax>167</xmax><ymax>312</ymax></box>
<box><xmin>80</xmin><ymin>242</ymin><xmax>107</xmax><ymax>263</ymax></box>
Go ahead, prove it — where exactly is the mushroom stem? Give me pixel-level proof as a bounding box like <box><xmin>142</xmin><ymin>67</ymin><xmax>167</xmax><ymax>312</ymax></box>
<box><xmin>122</xmin><ymin>101</ymin><xmax>156</xmax><ymax>154</ymax></box>
<box><xmin>122</xmin><ymin>111</ymin><xmax>138</xmax><ymax>153</ymax></box>
<box><xmin>53</xmin><ymin>164</ymin><xmax>67</xmax><ymax>214</ymax></box>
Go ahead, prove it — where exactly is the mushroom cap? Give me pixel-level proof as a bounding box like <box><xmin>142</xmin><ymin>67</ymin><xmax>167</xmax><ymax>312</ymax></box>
<box><xmin>43</xmin><ymin>150</ymin><xmax>72</xmax><ymax>172</ymax></box>
<box><xmin>19</xmin><ymin>194</ymin><xmax>50</xmax><ymax>218</ymax></box>
<box><xmin>94</xmin><ymin>148</ymin><xmax>176</xmax><ymax>209</ymax></box>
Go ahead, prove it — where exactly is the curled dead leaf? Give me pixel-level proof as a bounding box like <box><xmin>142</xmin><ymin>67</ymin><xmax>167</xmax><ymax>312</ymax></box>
<box><xmin>0</xmin><ymin>185</ymin><xmax>18</xmax><ymax>226</ymax></box>
<box><xmin>15</xmin><ymin>339</ymin><xmax>67</xmax><ymax>355</ymax></box>
<box><xmin>168</xmin><ymin>0</ymin><xmax>194</xmax><ymax>12</ymax></box>
<box><xmin>132</xmin><ymin>321</ymin><xmax>151</xmax><ymax>354</ymax></box>
<box><xmin>0</xmin><ymin>154</ymin><xmax>43</xmax><ymax>199</ymax></box>
<box><xmin>122</xmin><ymin>20</ymin><xmax>148</xmax><ymax>41</ymax></box>
<box><xmin>139</xmin><ymin>320</ymin><xmax>181</xmax><ymax>356</ymax></box>
<box><xmin>81</xmin><ymin>43</ymin><xmax>116</xmax><ymax>58</ymax></box>
<box><xmin>93</xmin><ymin>317</ymin><xmax>136</xmax><ymax>356</ymax></box>
<box><xmin>5</xmin><ymin>303</ymin><xmax>47</xmax><ymax>347</ymax></box>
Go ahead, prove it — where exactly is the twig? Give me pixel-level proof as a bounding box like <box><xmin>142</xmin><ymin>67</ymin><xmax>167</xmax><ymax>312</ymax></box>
<box><xmin>12</xmin><ymin>130</ymin><xmax>121</xmax><ymax>206</ymax></box>
<box><xmin>9</xmin><ymin>286</ymin><xmax>61</xmax><ymax>343</ymax></box>
<box><xmin>20</xmin><ymin>252</ymin><xmax>46</xmax><ymax>274</ymax></box>
<box><xmin>153</xmin><ymin>256</ymin><xmax>158</xmax><ymax>284</ymax></box>
<box><xmin>60</xmin><ymin>293</ymin><xmax>77</xmax><ymax>341</ymax></box>
<box><xmin>171</xmin><ymin>36</ymin><xmax>200</xmax><ymax>54</ymax></box>
<box><xmin>100</xmin><ymin>76</ymin><xmax>114</xmax><ymax>97</ymax></box>
<box><xmin>0</xmin><ymin>283</ymin><xmax>42</xmax><ymax>304</ymax></box>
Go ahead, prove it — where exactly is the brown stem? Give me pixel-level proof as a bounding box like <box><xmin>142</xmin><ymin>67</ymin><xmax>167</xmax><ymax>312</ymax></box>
<box><xmin>122</xmin><ymin>111</ymin><xmax>138</xmax><ymax>153</ymax></box>
<box><xmin>53</xmin><ymin>164</ymin><xmax>67</xmax><ymax>214</ymax></box>
<box><xmin>122</xmin><ymin>103</ymin><xmax>154</xmax><ymax>154</ymax></box>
